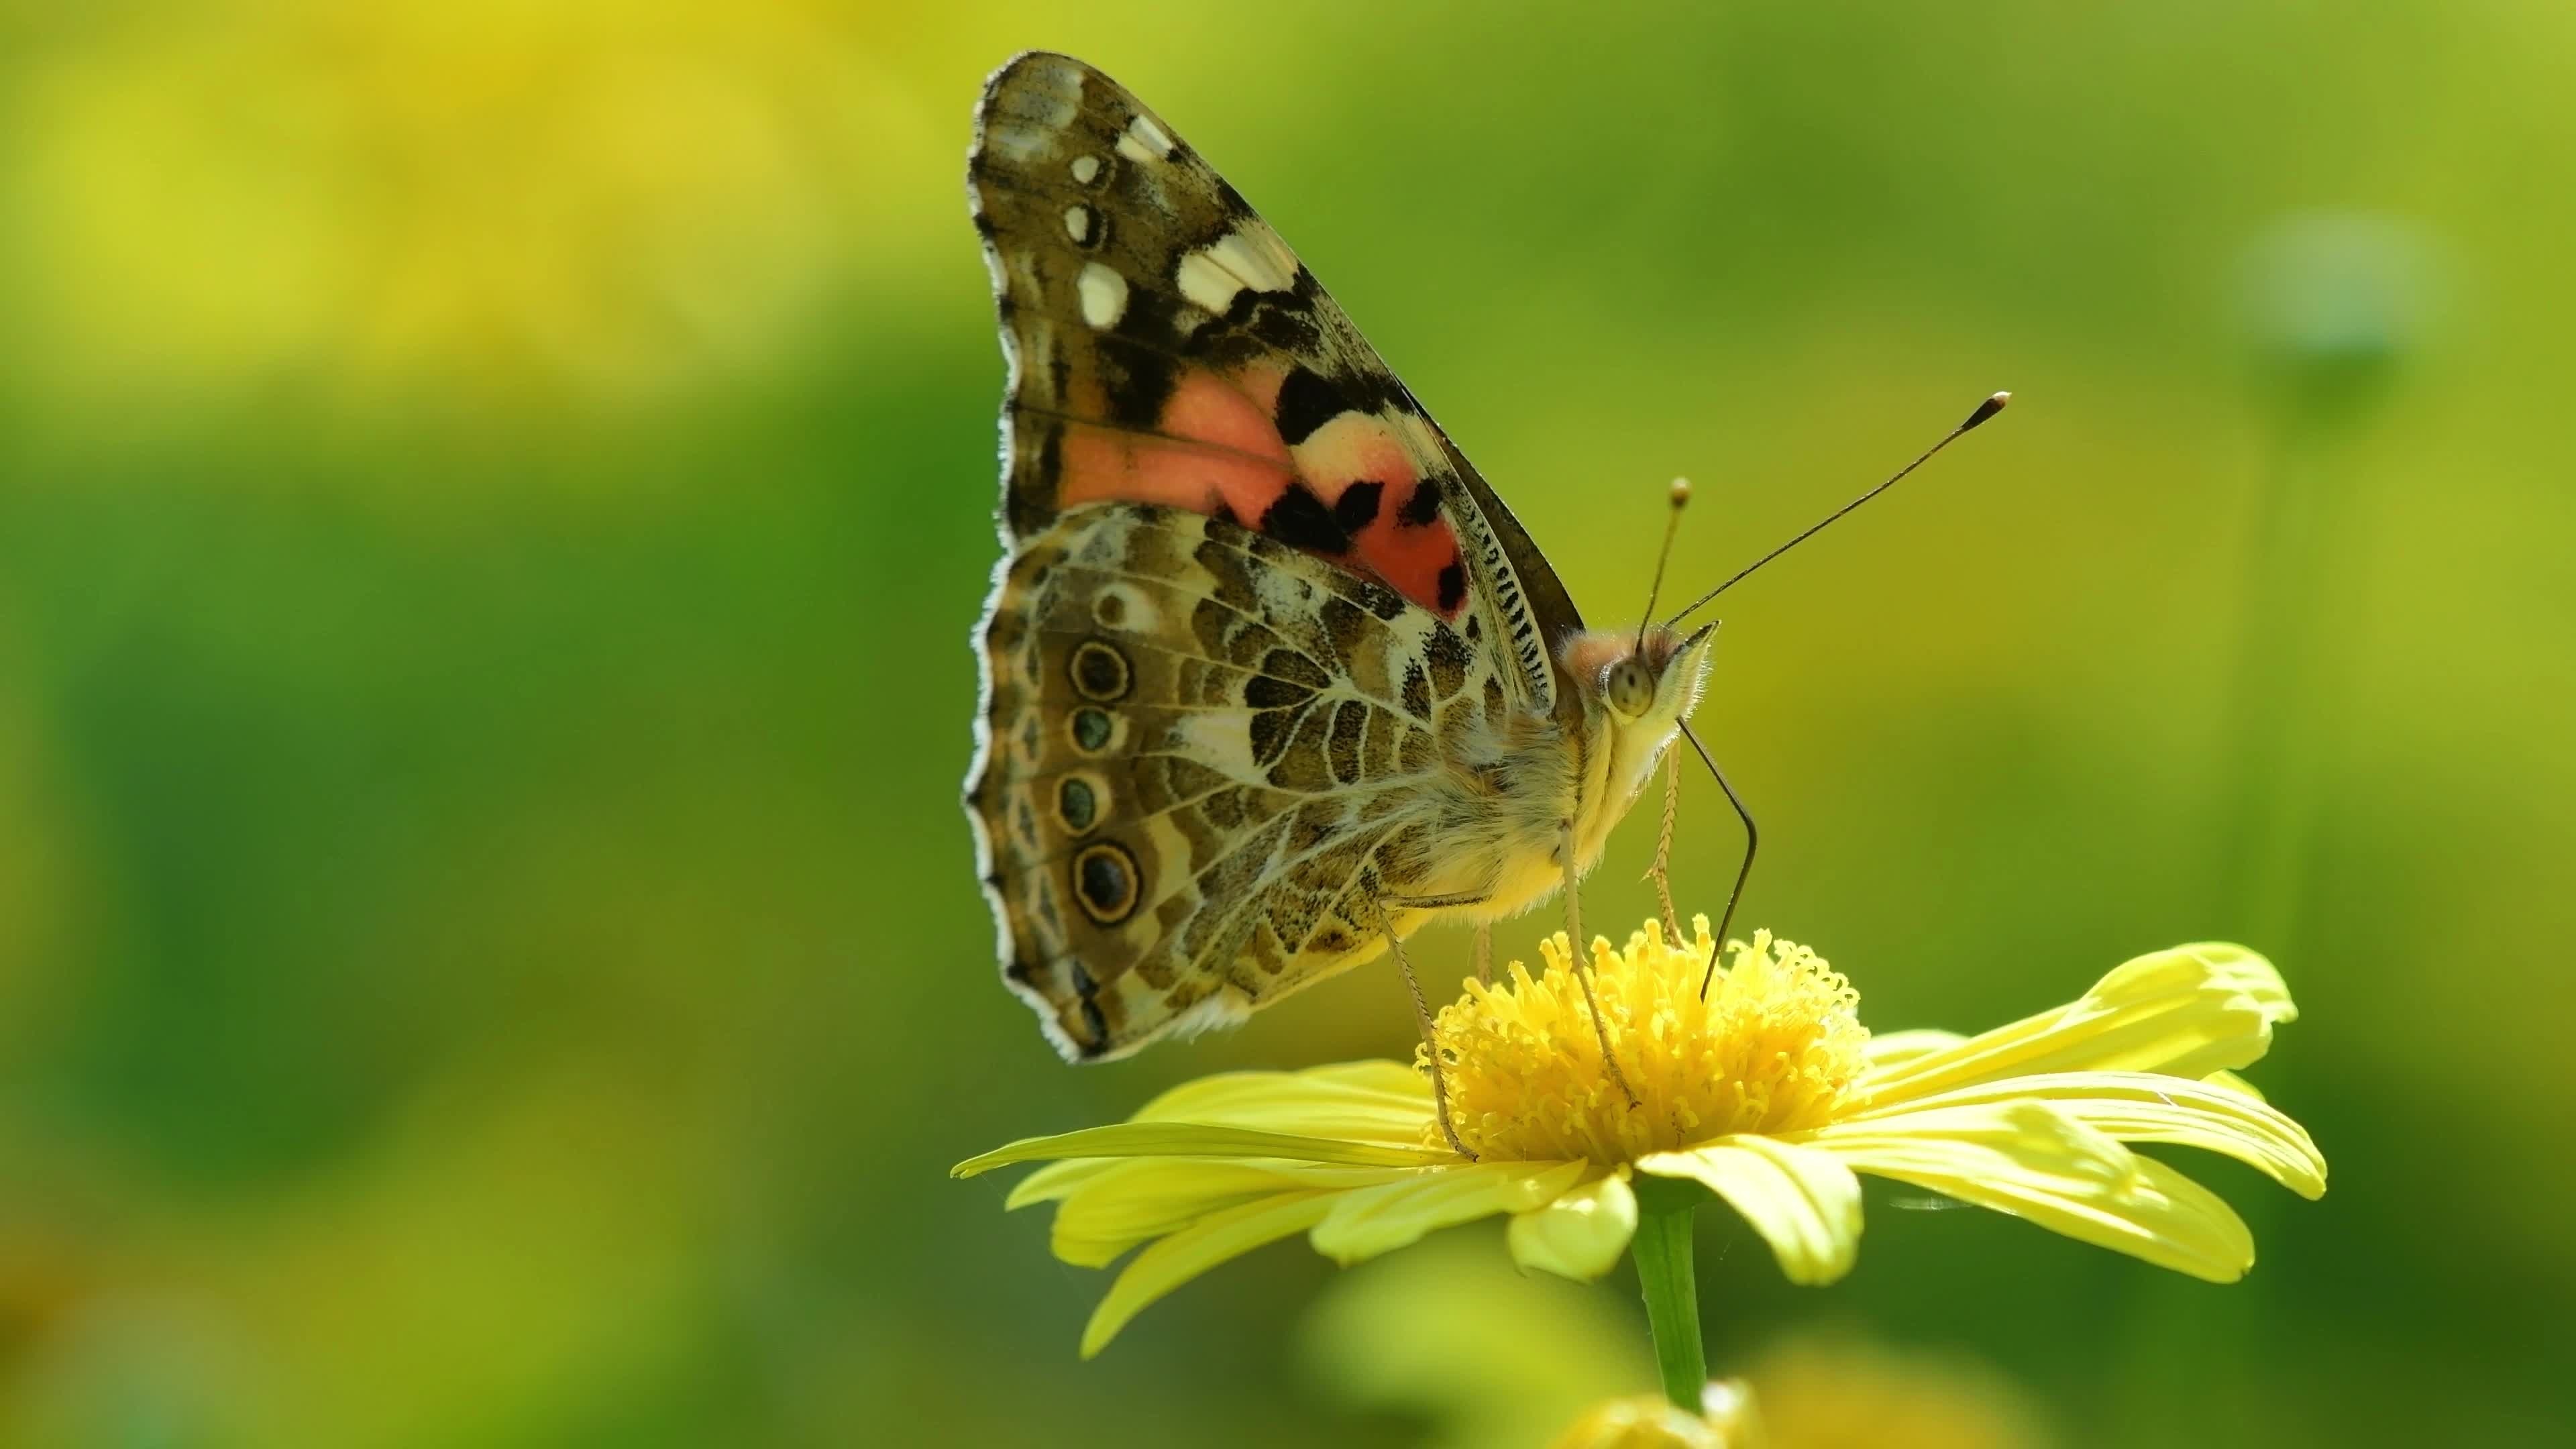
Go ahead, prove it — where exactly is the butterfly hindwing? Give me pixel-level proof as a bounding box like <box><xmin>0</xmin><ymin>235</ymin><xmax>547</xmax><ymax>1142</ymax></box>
<box><xmin>970</xmin><ymin>504</ymin><xmax>1517</xmax><ymax>1059</ymax></box>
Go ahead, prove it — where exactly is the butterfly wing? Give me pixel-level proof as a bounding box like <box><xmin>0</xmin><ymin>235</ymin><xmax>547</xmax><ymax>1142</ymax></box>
<box><xmin>970</xmin><ymin>503</ymin><xmax>1521</xmax><ymax>1059</ymax></box>
<box><xmin>964</xmin><ymin>52</ymin><xmax>1572</xmax><ymax>1060</ymax></box>
<box><xmin>966</xmin><ymin>50</ymin><xmax>1582</xmax><ymax>710</ymax></box>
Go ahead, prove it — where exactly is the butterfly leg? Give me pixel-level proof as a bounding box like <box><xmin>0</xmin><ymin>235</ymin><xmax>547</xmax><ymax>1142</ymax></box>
<box><xmin>1561</xmin><ymin>820</ymin><xmax>1640</xmax><ymax>1108</ymax></box>
<box><xmin>1644</xmin><ymin>744</ymin><xmax>1684</xmax><ymax>943</ymax></box>
<box><xmin>1472</xmin><ymin>923</ymin><xmax>1493</xmax><ymax>987</ymax></box>
<box><xmin>1371</xmin><ymin>895</ymin><xmax>1477</xmax><ymax>1161</ymax></box>
<box><xmin>1678</xmin><ymin>722</ymin><xmax>1758</xmax><ymax>998</ymax></box>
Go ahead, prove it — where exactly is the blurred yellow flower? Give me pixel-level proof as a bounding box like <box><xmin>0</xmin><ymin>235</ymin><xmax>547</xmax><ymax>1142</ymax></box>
<box><xmin>1548</xmin><ymin>1382</ymin><xmax>1759</xmax><ymax>1449</ymax></box>
<box><xmin>954</xmin><ymin>917</ymin><xmax>2326</xmax><ymax>1355</ymax></box>
<box><xmin>3</xmin><ymin>1</ymin><xmax>947</xmax><ymax>410</ymax></box>
<box><xmin>1741</xmin><ymin>1334</ymin><xmax>2051</xmax><ymax>1449</ymax></box>
<box><xmin>1548</xmin><ymin>1344</ymin><xmax>2051</xmax><ymax>1449</ymax></box>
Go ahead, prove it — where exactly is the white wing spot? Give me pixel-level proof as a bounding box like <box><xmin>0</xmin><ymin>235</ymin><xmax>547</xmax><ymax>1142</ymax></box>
<box><xmin>1069</xmin><ymin>154</ymin><xmax>1102</xmax><ymax>184</ymax></box>
<box><xmin>983</xmin><ymin>121</ymin><xmax>1053</xmax><ymax>165</ymax></box>
<box><xmin>1116</xmin><ymin>113</ymin><xmax>1175</xmax><ymax>162</ymax></box>
<box><xmin>1077</xmin><ymin>262</ymin><xmax>1128</xmax><ymax>329</ymax></box>
<box><xmin>1022</xmin><ymin>56</ymin><xmax>1088</xmax><ymax>117</ymax></box>
<box><xmin>1063</xmin><ymin>205</ymin><xmax>1094</xmax><ymax>245</ymax></box>
<box><xmin>1175</xmin><ymin>221</ymin><xmax>1300</xmax><ymax>315</ymax></box>
<box><xmin>1174</xmin><ymin>254</ymin><xmax>1238</xmax><ymax>315</ymax></box>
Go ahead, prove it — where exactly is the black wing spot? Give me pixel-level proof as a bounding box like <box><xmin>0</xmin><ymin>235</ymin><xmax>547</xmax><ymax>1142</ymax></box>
<box><xmin>1069</xmin><ymin>640</ymin><xmax>1133</xmax><ymax>702</ymax></box>
<box><xmin>1436</xmin><ymin>561</ymin><xmax>1468</xmax><ymax>613</ymax></box>
<box><xmin>1397</xmin><ymin>477</ymin><xmax>1444</xmax><ymax>527</ymax></box>
<box><xmin>1248</xmin><ymin>303</ymin><xmax>1320</xmax><ymax>353</ymax></box>
<box><xmin>1067</xmin><ymin>959</ymin><xmax>1113</xmax><ymax>1055</ymax></box>
<box><xmin>1073</xmin><ymin>842</ymin><xmax>1142</xmax><ymax>924</ymax></box>
<box><xmin>1258</xmin><ymin>481</ymin><xmax>1350</xmax><ymax>553</ymax></box>
<box><xmin>1109</xmin><ymin>284</ymin><xmax>1180</xmax><ymax>344</ymax></box>
<box><xmin>1274</xmin><ymin>366</ymin><xmax>1349</xmax><ymax>447</ymax></box>
<box><xmin>1249</xmin><ymin>706</ymin><xmax>1297</xmax><ymax>765</ymax></box>
<box><xmin>1332</xmin><ymin>480</ymin><xmax>1383</xmax><ymax>533</ymax></box>
<box><xmin>1244</xmin><ymin>674</ymin><xmax>1312</xmax><ymax>710</ymax></box>
<box><xmin>1104</xmin><ymin>346</ymin><xmax>1177</xmax><ymax>429</ymax></box>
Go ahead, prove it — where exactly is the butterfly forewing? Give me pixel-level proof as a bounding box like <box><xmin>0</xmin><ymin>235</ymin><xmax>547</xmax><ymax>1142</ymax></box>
<box><xmin>967</xmin><ymin>52</ymin><xmax>1579</xmax><ymax>704</ymax></box>
<box><xmin>965</xmin><ymin>52</ymin><xmax>1589</xmax><ymax>1060</ymax></box>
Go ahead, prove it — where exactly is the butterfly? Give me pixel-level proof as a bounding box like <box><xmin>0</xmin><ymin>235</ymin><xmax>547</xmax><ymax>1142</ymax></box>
<box><xmin>963</xmin><ymin>52</ymin><xmax>1717</xmax><ymax>1087</ymax></box>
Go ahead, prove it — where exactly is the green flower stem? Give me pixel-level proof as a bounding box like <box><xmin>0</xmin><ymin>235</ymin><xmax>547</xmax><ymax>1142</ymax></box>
<box><xmin>1628</xmin><ymin>1176</ymin><xmax>1707</xmax><ymax>1413</ymax></box>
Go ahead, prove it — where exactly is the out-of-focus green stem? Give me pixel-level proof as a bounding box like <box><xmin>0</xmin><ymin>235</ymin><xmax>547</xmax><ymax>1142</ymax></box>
<box><xmin>2214</xmin><ymin>436</ymin><xmax>2337</xmax><ymax>947</ymax></box>
<box><xmin>1629</xmin><ymin>1176</ymin><xmax>1707</xmax><ymax>1413</ymax></box>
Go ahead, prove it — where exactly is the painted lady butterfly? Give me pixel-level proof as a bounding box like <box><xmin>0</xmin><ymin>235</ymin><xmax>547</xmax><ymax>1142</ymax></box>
<box><xmin>964</xmin><ymin>53</ymin><xmax>1741</xmax><ymax>1110</ymax></box>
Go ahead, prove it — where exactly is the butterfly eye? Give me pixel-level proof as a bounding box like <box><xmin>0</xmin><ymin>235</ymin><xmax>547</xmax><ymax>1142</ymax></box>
<box><xmin>1606</xmin><ymin>658</ymin><xmax>1656</xmax><ymax>718</ymax></box>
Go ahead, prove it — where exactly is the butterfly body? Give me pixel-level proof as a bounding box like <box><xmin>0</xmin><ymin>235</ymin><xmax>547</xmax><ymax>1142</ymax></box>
<box><xmin>964</xmin><ymin>53</ymin><xmax>1711</xmax><ymax>1061</ymax></box>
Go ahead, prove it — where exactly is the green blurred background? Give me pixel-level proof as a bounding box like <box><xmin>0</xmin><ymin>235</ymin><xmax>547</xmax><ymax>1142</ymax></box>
<box><xmin>1</xmin><ymin>3</ymin><xmax>2568</xmax><ymax>1445</ymax></box>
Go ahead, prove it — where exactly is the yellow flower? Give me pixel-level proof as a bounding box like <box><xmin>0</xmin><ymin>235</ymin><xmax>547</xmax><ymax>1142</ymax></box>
<box><xmin>1549</xmin><ymin>1382</ymin><xmax>1760</xmax><ymax>1449</ymax></box>
<box><xmin>7</xmin><ymin>1</ymin><xmax>919</xmax><ymax>410</ymax></box>
<box><xmin>1739</xmin><ymin>1334</ymin><xmax>2053</xmax><ymax>1449</ymax></box>
<box><xmin>954</xmin><ymin>918</ymin><xmax>2326</xmax><ymax>1356</ymax></box>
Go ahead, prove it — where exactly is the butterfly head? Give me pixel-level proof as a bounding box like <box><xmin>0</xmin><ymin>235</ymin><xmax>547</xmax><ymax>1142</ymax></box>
<box><xmin>1566</xmin><ymin>621</ymin><xmax>1717</xmax><ymax>754</ymax></box>
<box><xmin>1562</xmin><ymin>623</ymin><xmax>1717</xmax><ymax>848</ymax></box>
<box><xmin>1586</xmin><ymin>623</ymin><xmax>1715</xmax><ymax>724</ymax></box>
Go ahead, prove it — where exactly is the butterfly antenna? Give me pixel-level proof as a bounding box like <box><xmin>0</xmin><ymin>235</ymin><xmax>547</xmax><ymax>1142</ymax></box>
<box><xmin>1633</xmin><ymin>478</ymin><xmax>1692</xmax><ymax>651</ymax></box>
<box><xmin>1664</xmin><ymin>391</ymin><xmax>2010</xmax><ymax>629</ymax></box>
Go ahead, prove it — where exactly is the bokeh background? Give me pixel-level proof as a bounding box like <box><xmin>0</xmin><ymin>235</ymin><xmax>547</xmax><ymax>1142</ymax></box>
<box><xmin>2</xmin><ymin>3</ymin><xmax>2569</xmax><ymax>1445</ymax></box>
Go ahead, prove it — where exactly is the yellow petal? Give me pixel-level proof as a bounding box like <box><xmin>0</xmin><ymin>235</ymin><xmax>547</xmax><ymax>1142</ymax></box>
<box><xmin>1811</xmin><ymin>1102</ymin><xmax>2257</xmax><ymax>1281</ymax></box>
<box><xmin>2203</xmin><ymin>1069</ymin><xmax>2265</xmax><ymax>1102</ymax></box>
<box><xmin>1081</xmin><ymin>1190</ymin><xmax>1338</xmax><ymax>1356</ymax></box>
<box><xmin>1638</xmin><ymin>1137</ymin><xmax>1862</xmax><ymax>1285</ymax></box>
<box><xmin>1052</xmin><ymin>1159</ymin><xmax>1413</xmax><ymax>1267</ymax></box>
<box><xmin>1837</xmin><ymin>1072</ymin><xmax>2325</xmax><ymax>1199</ymax></box>
<box><xmin>1133</xmin><ymin>1061</ymin><xmax>1432</xmax><ymax>1148</ymax></box>
<box><xmin>1311</xmin><ymin>1160</ymin><xmax>1591</xmax><ymax>1265</ymax></box>
<box><xmin>1004</xmin><ymin>1157</ymin><xmax>1124</xmax><ymax>1209</ymax></box>
<box><xmin>953</xmin><ymin>1121</ymin><xmax>1446</xmax><ymax>1179</ymax></box>
<box><xmin>1862</xmin><ymin>1028</ymin><xmax>1968</xmax><ymax>1067</ymax></box>
<box><xmin>1860</xmin><ymin>943</ymin><xmax>2294</xmax><ymax>1108</ymax></box>
<box><xmin>1509</xmin><ymin>1171</ymin><xmax>1638</xmax><ymax>1281</ymax></box>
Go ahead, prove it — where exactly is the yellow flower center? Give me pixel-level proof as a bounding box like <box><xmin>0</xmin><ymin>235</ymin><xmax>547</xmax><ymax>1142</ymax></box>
<box><xmin>1424</xmin><ymin>919</ymin><xmax>1869</xmax><ymax>1164</ymax></box>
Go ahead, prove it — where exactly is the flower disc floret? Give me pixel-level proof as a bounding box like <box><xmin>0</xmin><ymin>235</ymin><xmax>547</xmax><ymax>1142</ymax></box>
<box><xmin>1432</xmin><ymin>921</ymin><xmax>1869</xmax><ymax>1164</ymax></box>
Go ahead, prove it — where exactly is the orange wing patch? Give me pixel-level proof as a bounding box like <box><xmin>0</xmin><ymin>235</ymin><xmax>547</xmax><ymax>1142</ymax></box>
<box><xmin>1058</xmin><ymin>359</ymin><xmax>1468</xmax><ymax>619</ymax></box>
